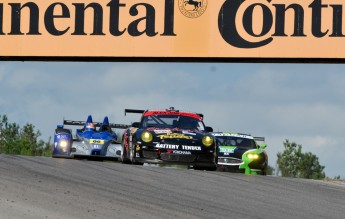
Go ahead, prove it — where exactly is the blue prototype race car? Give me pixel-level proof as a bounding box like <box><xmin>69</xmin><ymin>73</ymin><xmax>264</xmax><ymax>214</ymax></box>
<box><xmin>53</xmin><ymin>115</ymin><xmax>130</xmax><ymax>160</ymax></box>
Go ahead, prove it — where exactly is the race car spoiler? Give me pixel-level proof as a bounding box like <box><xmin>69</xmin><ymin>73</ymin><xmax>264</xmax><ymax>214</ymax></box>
<box><xmin>124</xmin><ymin>109</ymin><xmax>145</xmax><ymax>115</ymax></box>
<box><xmin>254</xmin><ymin>137</ymin><xmax>265</xmax><ymax>142</ymax></box>
<box><xmin>63</xmin><ymin>120</ymin><xmax>130</xmax><ymax>129</ymax></box>
<box><xmin>124</xmin><ymin>108</ymin><xmax>204</xmax><ymax>119</ymax></box>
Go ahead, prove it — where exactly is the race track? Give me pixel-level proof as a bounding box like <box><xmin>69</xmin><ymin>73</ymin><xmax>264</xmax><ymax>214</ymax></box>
<box><xmin>0</xmin><ymin>155</ymin><xmax>344</xmax><ymax>219</ymax></box>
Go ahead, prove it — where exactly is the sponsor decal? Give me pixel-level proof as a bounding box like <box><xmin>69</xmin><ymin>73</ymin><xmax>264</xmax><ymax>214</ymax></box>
<box><xmin>155</xmin><ymin>144</ymin><xmax>201</xmax><ymax>151</ymax></box>
<box><xmin>182</xmin><ymin>131</ymin><xmax>196</xmax><ymax>135</ymax></box>
<box><xmin>157</xmin><ymin>133</ymin><xmax>193</xmax><ymax>140</ymax></box>
<box><xmin>213</xmin><ymin>133</ymin><xmax>253</xmax><ymax>139</ymax></box>
<box><xmin>90</xmin><ymin>139</ymin><xmax>104</xmax><ymax>144</ymax></box>
<box><xmin>173</xmin><ymin>150</ymin><xmax>191</xmax><ymax>155</ymax></box>
<box><xmin>219</xmin><ymin>146</ymin><xmax>235</xmax><ymax>153</ymax></box>
<box><xmin>156</xmin><ymin>144</ymin><xmax>180</xmax><ymax>150</ymax></box>
<box><xmin>178</xmin><ymin>0</ymin><xmax>207</xmax><ymax>18</ymax></box>
<box><xmin>181</xmin><ymin>145</ymin><xmax>201</xmax><ymax>151</ymax></box>
<box><xmin>57</xmin><ymin>134</ymin><xmax>69</xmax><ymax>140</ymax></box>
<box><xmin>136</xmin><ymin>145</ymin><xmax>140</xmax><ymax>151</ymax></box>
<box><xmin>153</xmin><ymin>129</ymin><xmax>172</xmax><ymax>134</ymax></box>
<box><xmin>166</xmin><ymin>149</ymin><xmax>191</xmax><ymax>155</ymax></box>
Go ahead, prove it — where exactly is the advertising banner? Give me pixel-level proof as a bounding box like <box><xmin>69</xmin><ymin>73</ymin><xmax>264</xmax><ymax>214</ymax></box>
<box><xmin>0</xmin><ymin>0</ymin><xmax>344</xmax><ymax>61</ymax></box>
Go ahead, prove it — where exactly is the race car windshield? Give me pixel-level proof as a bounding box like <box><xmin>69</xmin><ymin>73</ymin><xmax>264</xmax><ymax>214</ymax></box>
<box><xmin>141</xmin><ymin>115</ymin><xmax>205</xmax><ymax>131</ymax></box>
<box><xmin>216</xmin><ymin>136</ymin><xmax>256</xmax><ymax>149</ymax></box>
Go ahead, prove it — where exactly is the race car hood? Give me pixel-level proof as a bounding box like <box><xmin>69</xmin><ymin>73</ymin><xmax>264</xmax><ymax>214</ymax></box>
<box><xmin>137</xmin><ymin>127</ymin><xmax>214</xmax><ymax>151</ymax></box>
<box><xmin>77</xmin><ymin>130</ymin><xmax>116</xmax><ymax>141</ymax></box>
<box><xmin>73</xmin><ymin>131</ymin><xmax>117</xmax><ymax>156</ymax></box>
<box><xmin>148</xmin><ymin>128</ymin><xmax>205</xmax><ymax>142</ymax></box>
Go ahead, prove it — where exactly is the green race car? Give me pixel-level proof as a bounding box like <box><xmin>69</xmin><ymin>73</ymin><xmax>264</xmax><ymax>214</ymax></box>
<box><xmin>211</xmin><ymin>132</ymin><xmax>268</xmax><ymax>175</ymax></box>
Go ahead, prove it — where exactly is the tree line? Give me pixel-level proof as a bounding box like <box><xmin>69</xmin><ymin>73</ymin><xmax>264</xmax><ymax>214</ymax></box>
<box><xmin>0</xmin><ymin>114</ymin><xmax>336</xmax><ymax>180</ymax></box>
<box><xmin>0</xmin><ymin>115</ymin><xmax>52</xmax><ymax>156</ymax></box>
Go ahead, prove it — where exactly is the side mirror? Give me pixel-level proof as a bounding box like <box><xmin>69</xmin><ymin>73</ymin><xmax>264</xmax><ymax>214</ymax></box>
<box><xmin>205</xmin><ymin>126</ymin><xmax>213</xmax><ymax>132</ymax></box>
<box><xmin>132</xmin><ymin>122</ymin><xmax>140</xmax><ymax>128</ymax></box>
<box><xmin>260</xmin><ymin>144</ymin><xmax>267</xmax><ymax>149</ymax></box>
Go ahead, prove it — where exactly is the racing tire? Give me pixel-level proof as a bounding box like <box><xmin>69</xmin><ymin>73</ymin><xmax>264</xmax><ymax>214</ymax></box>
<box><xmin>130</xmin><ymin>144</ymin><xmax>143</xmax><ymax>165</ymax></box>
<box><xmin>121</xmin><ymin>141</ymin><xmax>131</xmax><ymax>164</ymax></box>
<box><xmin>261</xmin><ymin>163</ymin><xmax>268</xmax><ymax>176</ymax></box>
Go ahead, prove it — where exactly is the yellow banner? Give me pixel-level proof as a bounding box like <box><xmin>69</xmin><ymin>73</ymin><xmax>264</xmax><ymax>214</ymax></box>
<box><xmin>0</xmin><ymin>0</ymin><xmax>344</xmax><ymax>59</ymax></box>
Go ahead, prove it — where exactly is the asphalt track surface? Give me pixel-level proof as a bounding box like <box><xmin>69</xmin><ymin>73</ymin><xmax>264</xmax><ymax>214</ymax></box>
<box><xmin>0</xmin><ymin>155</ymin><xmax>344</xmax><ymax>219</ymax></box>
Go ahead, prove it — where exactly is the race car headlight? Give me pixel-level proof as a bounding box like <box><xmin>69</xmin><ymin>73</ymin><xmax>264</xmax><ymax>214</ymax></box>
<box><xmin>58</xmin><ymin>140</ymin><xmax>68</xmax><ymax>148</ymax></box>
<box><xmin>141</xmin><ymin>131</ymin><xmax>153</xmax><ymax>143</ymax></box>
<box><xmin>247</xmin><ymin>153</ymin><xmax>259</xmax><ymax>159</ymax></box>
<box><xmin>202</xmin><ymin>136</ymin><xmax>213</xmax><ymax>147</ymax></box>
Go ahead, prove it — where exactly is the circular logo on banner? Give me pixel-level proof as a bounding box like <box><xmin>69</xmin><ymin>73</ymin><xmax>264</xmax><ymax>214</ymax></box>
<box><xmin>178</xmin><ymin>0</ymin><xmax>208</xmax><ymax>18</ymax></box>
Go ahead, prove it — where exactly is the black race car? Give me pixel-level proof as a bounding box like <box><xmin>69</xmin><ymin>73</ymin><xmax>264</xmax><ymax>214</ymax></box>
<box><xmin>121</xmin><ymin>107</ymin><xmax>217</xmax><ymax>170</ymax></box>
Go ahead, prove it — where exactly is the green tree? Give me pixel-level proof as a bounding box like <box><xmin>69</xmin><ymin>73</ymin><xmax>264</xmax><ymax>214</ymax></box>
<box><xmin>298</xmin><ymin>152</ymin><xmax>325</xmax><ymax>179</ymax></box>
<box><xmin>277</xmin><ymin>139</ymin><xmax>325</xmax><ymax>179</ymax></box>
<box><xmin>36</xmin><ymin>137</ymin><xmax>53</xmax><ymax>157</ymax></box>
<box><xmin>18</xmin><ymin>123</ymin><xmax>42</xmax><ymax>156</ymax></box>
<box><xmin>0</xmin><ymin>115</ymin><xmax>20</xmax><ymax>154</ymax></box>
<box><xmin>276</xmin><ymin>139</ymin><xmax>301</xmax><ymax>177</ymax></box>
<box><xmin>334</xmin><ymin>175</ymin><xmax>341</xmax><ymax>180</ymax></box>
<box><xmin>0</xmin><ymin>114</ymin><xmax>52</xmax><ymax>156</ymax></box>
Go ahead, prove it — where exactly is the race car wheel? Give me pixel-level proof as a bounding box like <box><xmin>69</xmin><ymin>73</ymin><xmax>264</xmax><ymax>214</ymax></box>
<box><xmin>261</xmin><ymin>163</ymin><xmax>268</xmax><ymax>175</ymax></box>
<box><xmin>121</xmin><ymin>141</ymin><xmax>131</xmax><ymax>164</ymax></box>
<box><xmin>130</xmin><ymin>144</ymin><xmax>143</xmax><ymax>165</ymax></box>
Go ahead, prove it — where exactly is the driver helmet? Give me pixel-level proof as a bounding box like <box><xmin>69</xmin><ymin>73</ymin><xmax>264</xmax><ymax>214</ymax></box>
<box><xmin>85</xmin><ymin>123</ymin><xmax>95</xmax><ymax>131</ymax></box>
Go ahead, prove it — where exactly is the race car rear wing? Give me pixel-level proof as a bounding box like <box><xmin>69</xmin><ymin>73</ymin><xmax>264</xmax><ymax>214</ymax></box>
<box><xmin>124</xmin><ymin>109</ymin><xmax>145</xmax><ymax>115</ymax></box>
<box><xmin>254</xmin><ymin>137</ymin><xmax>265</xmax><ymax>142</ymax></box>
<box><xmin>124</xmin><ymin>108</ymin><xmax>204</xmax><ymax>119</ymax></box>
<box><xmin>63</xmin><ymin>120</ymin><xmax>130</xmax><ymax>129</ymax></box>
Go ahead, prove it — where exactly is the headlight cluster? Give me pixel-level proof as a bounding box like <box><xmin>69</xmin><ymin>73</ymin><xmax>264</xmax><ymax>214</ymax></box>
<box><xmin>202</xmin><ymin>135</ymin><xmax>214</xmax><ymax>147</ymax></box>
<box><xmin>141</xmin><ymin>131</ymin><xmax>153</xmax><ymax>143</ymax></box>
<box><xmin>247</xmin><ymin>153</ymin><xmax>259</xmax><ymax>159</ymax></box>
<box><xmin>58</xmin><ymin>140</ymin><xmax>69</xmax><ymax>152</ymax></box>
<box><xmin>58</xmin><ymin>140</ymin><xmax>68</xmax><ymax>148</ymax></box>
